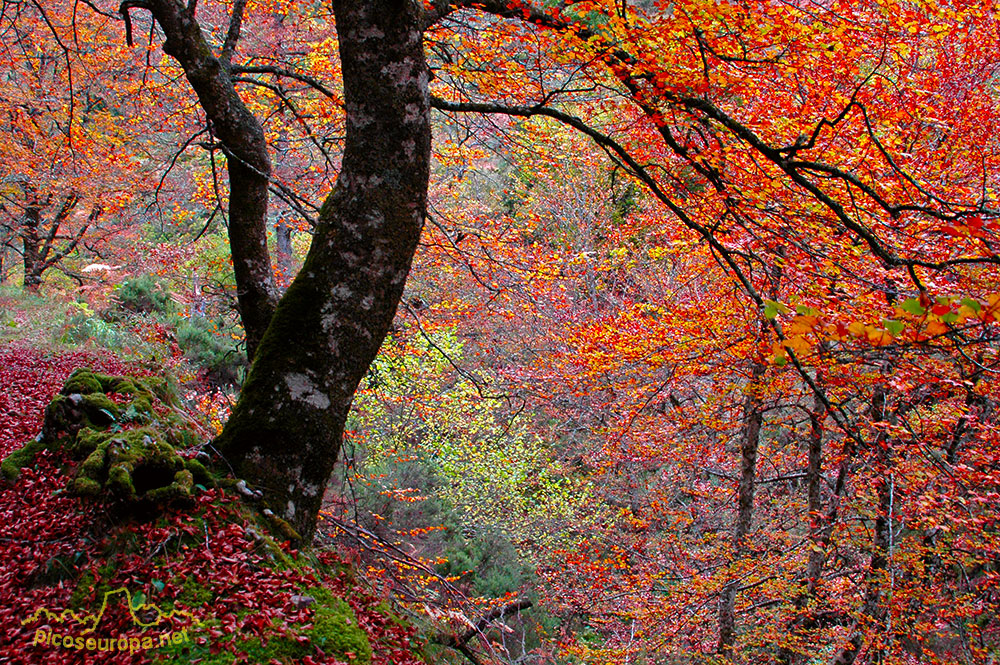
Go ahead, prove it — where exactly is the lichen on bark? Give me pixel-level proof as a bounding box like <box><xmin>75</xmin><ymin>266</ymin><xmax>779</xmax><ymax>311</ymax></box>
<box><xmin>213</xmin><ymin>0</ymin><xmax>432</xmax><ymax>543</ymax></box>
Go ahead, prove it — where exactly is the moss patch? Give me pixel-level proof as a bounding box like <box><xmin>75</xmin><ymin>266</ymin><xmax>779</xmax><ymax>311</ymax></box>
<box><xmin>151</xmin><ymin>585</ymin><xmax>373</xmax><ymax>665</ymax></box>
<box><xmin>305</xmin><ymin>585</ymin><xmax>373</xmax><ymax>664</ymax></box>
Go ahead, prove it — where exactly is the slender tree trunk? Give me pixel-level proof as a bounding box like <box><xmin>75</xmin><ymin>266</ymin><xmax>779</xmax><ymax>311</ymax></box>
<box><xmin>832</xmin><ymin>384</ymin><xmax>893</xmax><ymax>665</ymax></box>
<box><xmin>274</xmin><ymin>219</ymin><xmax>294</xmax><ymax>289</ymax></box>
<box><xmin>214</xmin><ymin>0</ymin><xmax>430</xmax><ymax>541</ymax></box>
<box><xmin>138</xmin><ymin>0</ymin><xmax>277</xmax><ymax>358</ymax></box>
<box><xmin>718</xmin><ymin>358</ymin><xmax>766</xmax><ymax>656</ymax></box>
<box><xmin>777</xmin><ymin>382</ymin><xmax>828</xmax><ymax>665</ymax></box>
<box><xmin>805</xmin><ymin>379</ymin><xmax>827</xmax><ymax>595</ymax></box>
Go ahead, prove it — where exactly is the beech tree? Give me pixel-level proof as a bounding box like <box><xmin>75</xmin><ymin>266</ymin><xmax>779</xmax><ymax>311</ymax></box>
<box><xmin>119</xmin><ymin>0</ymin><xmax>278</xmax><ymax>358</ymax></box>
<box><xmin>0</xmin><ymin>2</ymin><xmax>155</xmax><ymax>289</ymax></box>
<box><xmin>107</xmin><ymin>0</ymin><xmax>1000</xmax><ymax>554</ymax></box>
<box><xmin>2</xmin><ymin>187</ymin><xmax>100</xmax><ymax>289</ymax></box>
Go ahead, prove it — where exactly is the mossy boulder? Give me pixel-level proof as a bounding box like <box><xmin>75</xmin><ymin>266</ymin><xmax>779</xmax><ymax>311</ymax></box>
<box><xmin>1</xmin><ymin>367</ymin><xmax>211</xmax><ymax>507</ymax></box>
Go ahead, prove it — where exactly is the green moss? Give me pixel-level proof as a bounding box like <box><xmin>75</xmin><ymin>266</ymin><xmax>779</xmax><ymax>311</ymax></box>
<box><xmin>237</xmin><ymin>632</ymin><xmax>311</xmax><ymax>663</ymax></box>
<box><xmin>146</xmin><ymin>469</ymin><xmax>193</xmax><ymax>503</ymax></box>
<box><xmin>153</xmin><ymin>625</ymin><xmax>309</xmax><ymax>665</ymax></box>
<box><xmin>4</xmin><ymin>369</ymin><xmax>207</xmax><ymax>505</ymax></box>
<box><xmin>1</xmin><ymin>436</ymin><xmax>45</xmax><ymax>480</ymax></box>
<box><xmin>166</xmin><ymin>425</ymin><xmax>201</xmax><ymax>450</ymax></box>
<box><xmin>80</xmin><ymin>393</ymin><xmax>119</xmax><ymax>426</ymax></box>
<box><xmin>78</xmin><ymin>442</ymin><xmax>108</xmax><ymax>476</ymax></box>
<box><xmin>69</xmin><ymin>475</ymin><xmax>103</xmax><ymax>496</ymax></box>
<box><xmin>69</xmin><ymin>571</ymin><xmax>96</xmax><ymax>609</ymax></box>
<box><xmin>178</xmin><ymin>576</ymin><xmax>214</xmax><ymax>606</ymax></box>
<box><xmin>108</xmin><ymin>377</ymin><xmax>139</xmax><ymax>394</ymax></box>
<box><xmin>305</xmin><ymin>586</ymin><xmax>373</xmax><ymax>664</ymax></box>
<box><xmin>72</xmin><ymin>427</ymin><xmax>107</xmax><ymax>456</ymax></box>
<box><xmin>183</xmin><ymin>458</ymin><xmax>214</xmax><ymax>487</ymax></box>
<box><xmin>264</xmin><ymin>511</ymin><xmax>302</xmax><ymax>544</ymax></box>
<box><xmin>157</xmin><ymin>584</ymin><xmax>373</xmax><ymax>664</ymax></box>
<box><xmin>62</xmin><ymin>368</ymin><xmax>103</xmax><ymax>395</ymax></box>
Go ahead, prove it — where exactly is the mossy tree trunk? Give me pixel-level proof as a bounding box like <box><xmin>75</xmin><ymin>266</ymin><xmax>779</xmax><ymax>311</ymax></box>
<box><xmin>127</xmin><ymin>0</ymin><xmax>278</xmax><ymax>359</ymax></box>
<box><xmin>214</xmin><ymin>0</ymin><xmax>431</xmax><ymax>541</ymax></box>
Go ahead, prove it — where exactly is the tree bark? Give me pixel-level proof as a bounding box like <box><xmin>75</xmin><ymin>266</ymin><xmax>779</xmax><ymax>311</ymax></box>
<box><xmin>214</xmin><ymin>0</ymin><xmax>430</xmax><ymax>541</ymax></box>
<box><xmin>274</xmin><ymin>218</ymin><xmax>294</xmax><ymax>289</ymax></box>
<box><xmin>804</xmin><ymin>383</ymin><xmax>827</xmax><ymax>595</ymax></box>
<box><xmin>20</xmin><ymin>203</ymin><xmax>43</xmax><ymax>290</ymax></box>
<box><xmin>832</xmin><ymin>385</ymin><xmax>893</xmax><ymax>665</ymax></box>
<box><xmin>132</xmin><ymin>0</ymin><xmax>277</xmax><ymax>358</ymax></box>
<box><xmin>717</xmin><ymin>357</ymin><xmax>766</xmax><ymax>655</ymax></box>
<box><xmin>17</xmin><ymin>189</ymin><xmax>92</xmax><ymax>289</ymax></box>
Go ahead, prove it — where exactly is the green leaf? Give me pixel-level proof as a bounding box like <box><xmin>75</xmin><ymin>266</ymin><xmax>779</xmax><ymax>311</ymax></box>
<box><xmin>763</xmin><ymin>299</ymin><xmax>789</xmax><ymax>319</ymax></box>
<box><xmin>131</xmin><ymin>591</ymin><xmax>146</xmax><ymax>609</ymax></box>
<box><xmin>795</xmin><ymin>304</ymin><xmax>818</xmax><ymax>315</ymax></box>
<box><xmin>941</xmin><ymin>312</ymin><xmax>959</xmax><ymax>324</ymax></box>
<box><xmin>899</xmin><ymin>297</ymin><xmax>926</xmax><ymax>316</ymax></box>
<box><xmin>961</xmin><ymin>297</ymin><xmax>982</xmax><ymax>313</ymax></box>
<box><xmin>151</xmin><ymin>580</ymin><xmax>165</xmax><ymax>593</ymax></box>
<box><xmin>883</xmin><ymin>319</ymin><xmax>905</xmax><ymax>336</ymax></box>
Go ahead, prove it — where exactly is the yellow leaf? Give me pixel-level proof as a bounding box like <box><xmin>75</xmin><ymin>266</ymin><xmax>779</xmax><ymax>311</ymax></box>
<box><xmin>866</xmin><ymin>327</ymin><xmax>893</xmax><ymax>346</ymax></box>
<box><xmin>925</xmin><ymin>319</ymin><xmax>949</xmax><ymax>336</ymax></box>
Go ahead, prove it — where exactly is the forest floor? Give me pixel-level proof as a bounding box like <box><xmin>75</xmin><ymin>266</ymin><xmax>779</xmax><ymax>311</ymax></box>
<box><xmin>0</xmin><ymin>307</ymin><xmax>427</xmax><ymax>665</ymax></box>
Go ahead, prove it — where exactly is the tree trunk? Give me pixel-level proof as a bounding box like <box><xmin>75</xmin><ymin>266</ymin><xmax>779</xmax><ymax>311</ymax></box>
<box><xmin>21</xmin><ymin>203</ymin><xmax>43</xmax><ymax>290</ymax></box>
<box><xmin>140</xmin><ymin>0</ymin><xmax>277</xmax><ymax>358</ymax></box>
<box><xmin>214</xmin><ymin>0</ymin><xmax>430</xmax><ymax>541</ymax></box>
<box><xmin>274</xmin><ymin>218</ymin><xmax>294</xmax><ymax>289</ymax></box>
<box><xmin>832</xmin><ymin>385</ymin><xmax>893</xmax><ymax>665</ymax></box>
<box><xmin>718</xmin><ymin>357</ymin><xmax>766</xmax><ymax>655</ymax></box>
<box><xmin>804</xmin><ymin>383</ymin><xmax>827</xmax><ymax>595</ymax></box>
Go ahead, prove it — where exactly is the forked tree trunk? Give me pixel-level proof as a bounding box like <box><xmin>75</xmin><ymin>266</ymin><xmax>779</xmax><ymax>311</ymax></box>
<box><xmin>19</xmin><ymin>190</ymin><xmax>93</xmax><ymax>290</ymax></box>
<box><xmin>214</xmin><ymin>0</ymin><xmax>430</xmax><ymax>541</ymax></box>
<box><xmin>137</xmin><ymin>0</ymin><xmax>278</xmax><ymax>358</ymax></box>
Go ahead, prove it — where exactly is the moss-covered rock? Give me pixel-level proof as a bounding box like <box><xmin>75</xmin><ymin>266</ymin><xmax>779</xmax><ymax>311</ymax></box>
<box><xmin>1</xmin><ymin>367</ymin><xmax>209</xmax><ymax>507</ymax></box>
<box><xmin>0</xmin><ymin>435</ymin><xmax>46</xmax><ymax>480</ymax></box>
<box><xmin>151</xmin><ymin>583</ymin><xmax>374</xmax><ymax>665</ymax></box>
<box><xmin>62</xmin><ymin>369</ymin><xmax>104</xmax><ymax>395</ymax></box>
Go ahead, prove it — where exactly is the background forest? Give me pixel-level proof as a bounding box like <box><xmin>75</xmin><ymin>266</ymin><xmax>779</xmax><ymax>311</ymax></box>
<box><xmin>0</xmin><ymin>0</ymin><xmax>998</xmax><ymax>664</ymax></box>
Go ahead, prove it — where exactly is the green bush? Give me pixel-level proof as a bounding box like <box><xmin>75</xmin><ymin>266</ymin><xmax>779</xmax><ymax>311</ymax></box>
<box><xmin>62</xmin><ymin>313</ymin><xmax>126</xmax><ymax>347</ymax></box>
<box><xmin>113</xmin><ymin>274</ymin><xmax>175</xmax><ymax>315</ymax></box>
<box><xmin>175</xmin><ymin>316</ymin><xmax>246</xmax><ymax>387</ymax></box>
